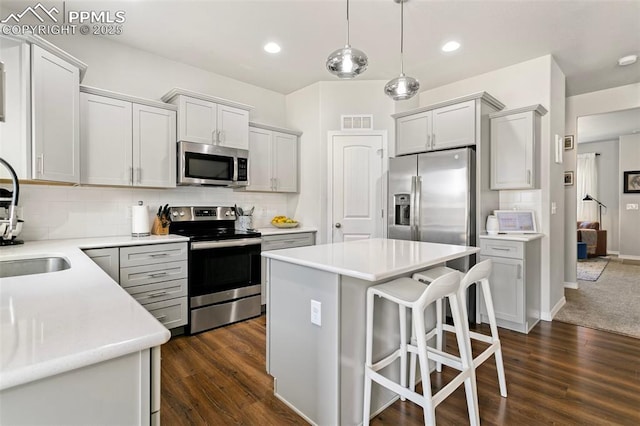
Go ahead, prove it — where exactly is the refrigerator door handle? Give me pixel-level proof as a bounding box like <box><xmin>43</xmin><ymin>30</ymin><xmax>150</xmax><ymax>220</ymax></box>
<box><xmin>410</xmin><ymin>176</ymin><xmax>417</xmax><ymax>240</ymax></box>
<box><xmin>413</xmin><ymin>176</ymin><xmax>422</xmax><ymax>241</ymax></box>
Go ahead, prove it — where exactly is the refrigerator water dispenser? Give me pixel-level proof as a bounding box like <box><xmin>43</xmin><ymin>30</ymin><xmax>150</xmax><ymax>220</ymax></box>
<box><xmin>393</xmin><ymin>194</ymin><xmax>411</xmax><ymax>226</ymax></box>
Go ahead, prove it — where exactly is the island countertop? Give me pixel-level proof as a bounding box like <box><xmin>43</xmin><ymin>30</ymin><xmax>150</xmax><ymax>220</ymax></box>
<box><xmin>0</xmin><ymin>235</ymin><xmax>187</xmax><ymax>391</ymax></box>
<box><xmin>262</xmin><ymin>238</ymin><xmax>480</xmax><ymax>281</ymax></box>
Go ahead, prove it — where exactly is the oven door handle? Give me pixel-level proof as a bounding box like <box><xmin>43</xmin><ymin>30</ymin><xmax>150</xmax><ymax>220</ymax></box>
<box><xmin>190</xmin><ymin>238</ymin><xmax>262</xmax><ymax>250</ymax></box>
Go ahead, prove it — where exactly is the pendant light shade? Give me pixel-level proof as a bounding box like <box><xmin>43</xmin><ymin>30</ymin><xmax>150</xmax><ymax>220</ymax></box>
<box><xmin>326</xmin><ymin>0</ymin><xmax>368</xmax><ymax>79</ymax></box>
<box><xmin>385</xmin><ymin>0</ymin><xmax>419</xmax><ymax>100</ymax></box>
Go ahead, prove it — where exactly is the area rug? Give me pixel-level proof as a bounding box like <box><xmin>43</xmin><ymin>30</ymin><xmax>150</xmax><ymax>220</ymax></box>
<box><xmin>576</xmin><ymin>257</ymin><xmax>609</xmax><ymax>281</ymax></box>
<box><xmin>555</xmin><ymin>259</ymin><xmax>640</xmax><ymax>339</ymax></box>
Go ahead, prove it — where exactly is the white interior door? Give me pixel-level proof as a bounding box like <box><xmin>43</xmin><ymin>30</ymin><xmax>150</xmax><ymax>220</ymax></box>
<box><xmin>329</xmin><ymin>132</ymin><xmax>385</xmax><ymax>243</ymax></box>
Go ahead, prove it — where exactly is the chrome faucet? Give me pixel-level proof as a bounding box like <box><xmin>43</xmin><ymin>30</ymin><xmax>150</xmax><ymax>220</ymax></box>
<box><xmin>0</xmin><ymin>157</ymin><xmax>20</xmax><ymax>242</ymax></box>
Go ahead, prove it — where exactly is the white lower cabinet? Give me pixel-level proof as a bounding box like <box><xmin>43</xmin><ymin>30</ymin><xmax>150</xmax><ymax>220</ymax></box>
<box><xmin>84</xmin><ymin>242</ymin><xmax>188</xmax><ymax>330</ymax></box>
<box><xmin>261</xmin><ymin>232</ymin><xmax>316</xmax><ymax>305</ymax></box>
<box><xmin>479</xmin><ymin>237</ymin><xmax>541</xmax><ymax>333</ymax></box>
<box><xmin>0</xmin><ymin>347</ymin><xmax>159</xmax><ymax>425</ymax></box>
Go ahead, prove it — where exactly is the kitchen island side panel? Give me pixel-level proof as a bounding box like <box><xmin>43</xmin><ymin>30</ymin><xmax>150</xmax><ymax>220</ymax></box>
<box><xmin>268</xmin><ymin>260</ymin><xmax>341</xmax><ymax>425</ymax></box>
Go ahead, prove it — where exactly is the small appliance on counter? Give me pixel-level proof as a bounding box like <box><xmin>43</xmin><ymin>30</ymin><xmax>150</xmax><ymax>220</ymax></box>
<box><xmin>131</xmin><ymin>201</ymin><xmax>150</xmax><ymax>237</ymax></box>
<box><xmin>0</xmin><ymin>157</ymin><xmax>24</xmax><ymax>245</ymax></box>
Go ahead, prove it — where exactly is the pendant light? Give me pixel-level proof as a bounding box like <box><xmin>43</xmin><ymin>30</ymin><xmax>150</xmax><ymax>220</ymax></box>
<box><xmin>384</xmin><ymin>0</ymin><xmax>420</xmax><ymax>100</ymax></box>
<box><xmin>326</xmin><ymin>0</ymin><xmax>368</xmax><ymax>79</ymax></box>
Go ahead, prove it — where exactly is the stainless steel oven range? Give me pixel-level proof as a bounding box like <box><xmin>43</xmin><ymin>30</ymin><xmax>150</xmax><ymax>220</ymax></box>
<box><xmin>168</xmin><ymin>206</ymin><xmax>261</xmax><ymax>334</ymax></box>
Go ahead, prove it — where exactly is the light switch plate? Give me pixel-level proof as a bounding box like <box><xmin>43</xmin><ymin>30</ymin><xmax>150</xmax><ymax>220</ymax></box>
<box><xmin>626</xmin><ymin>203</ymin><xmax>639</xmax><ymax>210</ymax></box>
<box><xmin>311</xmin><ymin>300</ymin><xmax>321</xmax><ymax>326</ymax></box>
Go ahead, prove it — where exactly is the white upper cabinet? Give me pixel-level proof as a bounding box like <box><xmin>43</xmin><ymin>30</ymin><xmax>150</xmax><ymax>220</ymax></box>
<box><xmin>245</xmin><ymin>124</ymin><xmax>300</xmax><ymax>193</ymax></box>
<box><xmin>392</xmin><ymin>93</ymin><xmax>504</xmax><ymax>157</ymax></box>
<box><xmin>396</xmin><ymin>111</ymin><xmax>431</xmax><ymax>156</ymax></box>
<box><xmin>0</xmin><ymin>35</ymin><xmax>86</xmax><ymax>182</ymax></box>
<box><xmin>162</xmin><ymin>89</ymin><xmax>252</xmax><ymax>150</ymax></box>
<box><xmin>431</xmin><ymin>100</ymin><xmax>476</xmax><ymax>151</ymax></box>
<box><xmin>80</xmin><ymin>88</ymin><xmax>177</xmax><ymax>188</ymax></box>
<box><xmin>490</xmin><ymin>105</ymin><xmax>547</xmax><ymax>190</ymax></box>
<box><xmin>31</xmin><ymin>44</ymin><xmax>80</xmax><ymax>183</ymax></box>
<box><xmin>81</xmin><ymin>93</ymin><xmax>133</xmax><ymax>186</ymax></box>
<box><xmin>133</xmin><ymin>104</ymin><xmax>176</xmax><ymax>188</ymax></box>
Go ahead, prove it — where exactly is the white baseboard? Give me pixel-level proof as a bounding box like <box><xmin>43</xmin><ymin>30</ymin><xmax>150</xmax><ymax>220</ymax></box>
<box><xmin>564</xmin><ymin>281</ymin><xmax>578</xmax><ymax>289</ymax></box>
<box><xmin>619</xmin><ymin>254</ymin><xmax>640</xmax><ymax>261</ymax></box>
<box><xmin>541</xmin><ymin>296</ymin><xmax>566</xmax><ymax>321</ymax></box>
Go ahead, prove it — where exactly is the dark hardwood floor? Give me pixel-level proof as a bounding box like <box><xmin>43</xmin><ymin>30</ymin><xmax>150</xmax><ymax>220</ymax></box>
<box><xmin>161</xmin><ymin>315</ymin><xmax>640</xmax><ymax>425</ymax></box>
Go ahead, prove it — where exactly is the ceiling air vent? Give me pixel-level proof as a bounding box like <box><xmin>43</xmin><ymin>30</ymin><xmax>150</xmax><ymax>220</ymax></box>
<box><xmin>341</xmin><ymin>114</ymin><xmax>373</xmax><ymax>131</ymax></box>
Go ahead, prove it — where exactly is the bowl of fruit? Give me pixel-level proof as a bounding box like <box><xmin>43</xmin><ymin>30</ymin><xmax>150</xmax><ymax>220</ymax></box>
<box><xmin>271</xmin><ymin>215</ymin><xmax>299</xmax><ymax>228</ymax></box>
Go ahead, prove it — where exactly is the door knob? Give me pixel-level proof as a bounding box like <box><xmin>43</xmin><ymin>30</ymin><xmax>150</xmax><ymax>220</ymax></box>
<box><xmin>335</xmin><ymin>223</ymin><xmax>341</xmax><ymax>228</ymax></box>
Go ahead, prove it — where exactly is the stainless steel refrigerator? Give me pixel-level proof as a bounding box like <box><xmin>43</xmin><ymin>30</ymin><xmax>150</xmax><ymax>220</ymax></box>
<box><xmin>388</xmin><ymin>147</ymin><xmax>477</xmax><ymax>316</ymax></box>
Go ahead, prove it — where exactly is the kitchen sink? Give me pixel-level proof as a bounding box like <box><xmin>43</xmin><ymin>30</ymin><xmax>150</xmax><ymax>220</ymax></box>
<box><xmin>0</xmin><ymin>256</ymin><xmax>71</xmax><ymax>278</ymax></box>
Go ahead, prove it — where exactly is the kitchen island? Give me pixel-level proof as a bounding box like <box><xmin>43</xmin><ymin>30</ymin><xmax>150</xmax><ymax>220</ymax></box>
<box><xmin>262</xmin><ymin>238</ymin><xmax>479</xmax><ymax>426</ymax></box>
<box><xmin>0</xmin><ymin>235</ymin><xmax>187</xmax><ymax>425</ymax></box>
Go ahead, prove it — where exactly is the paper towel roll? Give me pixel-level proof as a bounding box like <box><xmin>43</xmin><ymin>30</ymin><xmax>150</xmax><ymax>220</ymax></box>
<box><xmin>132</xmin><ymin>202</ymin><xmax>150</xmax><ymax>237</ymax></box>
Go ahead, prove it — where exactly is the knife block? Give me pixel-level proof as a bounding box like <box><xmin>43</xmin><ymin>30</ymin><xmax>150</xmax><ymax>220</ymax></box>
<box><xmin>151</xmin><ymin>217</ymin><xmax>169</xmax><ymax>235</ymax></box>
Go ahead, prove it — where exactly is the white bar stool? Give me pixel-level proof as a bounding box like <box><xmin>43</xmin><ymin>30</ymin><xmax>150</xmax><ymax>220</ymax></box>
<box><xmin>412</xmin><ymin>259</ymin><xmax>507</xmax><ymax>397</ymax></box>
<box><xmin>362</xmin><ymin>271</ymin><xmax>479</xmax><ymax>426</ymax></box>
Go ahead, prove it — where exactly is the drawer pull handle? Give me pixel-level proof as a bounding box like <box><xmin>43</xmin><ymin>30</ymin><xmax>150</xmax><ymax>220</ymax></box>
<box><xmin>517</xmin><ymin>264</ymin><xmax>522</xmax><ymax>279</ymax></box>
<box><xmin>149</xmin><ymin>272</ymin><xmax>169</xmax><ymax>278</ymax></box>
<box><xmin>150</xmin><ymin>253</ymin><xmax>169</xmax><ymax>257</ymax></box>
<box><xmin>149</xmin><ymin>291</ymin><xmax>168</xmax><ymax>297</ymax></box>
<box><xmin>491</xmin><ymin>247</ymin><xmax>511</xmax><ymax>251</ymax></box>
<box><xmin>155</xmin><ymin>315</ymin><xmax>167</xmax><ymax>321</ymax></box>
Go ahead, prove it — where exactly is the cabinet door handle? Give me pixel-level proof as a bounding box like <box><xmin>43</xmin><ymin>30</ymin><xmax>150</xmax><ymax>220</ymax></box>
<box><xmin>38</xmin><ymin>154</ymin><xmax>44</xmax><ymax>175</ymax></box>
<box><xmin>527</xmin><ymin>170</ymin><xmax>531</xmax><ymax>184</ymax></box>
<box><xmin>432</xmin><ymin>133</ymin><xmax>436</xmax><ymax>148</ymax></box>
<box><xmin>149</xmin><ymin>271</ymin><xmax>169</xmax><ymax>278</ymax></box>
<box><xmin>129</xmin><ymin>166</ymin><xmax>134</xmax><ymax>184</ymax></box>
<box><xmin>219</xmin><ymin>130</ymin><xmax>225</xmax><ymax>143</ymax></box>
<box><xmin>426</xmin><ymin>134</ymin><xmax>431</xmax><ymax>150</ymax></box>
<box><xmin>138</xmin><ymin>167</ymin><xmax>142</xmax><ymax>184</ymax></box>
<box><xmin>517</xmin><ymin>264</ymin><xmax>522</xmax><ymax>279</ymax></box>
<box><xmin>211</xmin><ymin>130</ymin><xmax>216</xmax><ymax>144</ymax></box>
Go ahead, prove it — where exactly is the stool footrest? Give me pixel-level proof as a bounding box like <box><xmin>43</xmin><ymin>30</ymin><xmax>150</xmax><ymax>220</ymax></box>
<box><xmin>370</xmin><ymin>349</ymin><xmax>402</xmax><ymax>372</ymax></box>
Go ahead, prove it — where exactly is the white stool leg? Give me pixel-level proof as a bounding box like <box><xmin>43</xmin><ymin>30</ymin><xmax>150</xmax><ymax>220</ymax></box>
<box><xmin>435</xmin><ymin>297</ymin><xmax>443</xmax><ymax>372</ymax></box>
<box><xmin>413</xmin><ymin>307</ymin><xmax>436</xmax><ymax>425</ymax></box>
<box><xmin>450</xmin><ymin>292</ymin><xmax>480</xmax><ymax>426</ymax></box>
<box><xmin>362</xmin><ymin>292</ymin><xmax>375</xmax><ymax>426</ymax></box>
<box><xmin>399</xmin><ymin>304</ymin><xmax>407</xmax><ymax>401</ymax></box>
<box><xmin>480</xmin><ymin>278</ymin><xmax>508</xmax><ymax>397</ymax></box>
<box><xmin>409</xmin><ymin>321</ymin><xmax>417</xmax><ymax>392</ymax></box>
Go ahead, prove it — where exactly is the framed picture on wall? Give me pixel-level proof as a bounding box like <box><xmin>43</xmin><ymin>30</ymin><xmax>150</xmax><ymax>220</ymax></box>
<box><xmin>623</xmin><ymin>170</ymin><xmax>640</xmax><ymax>193</ymax></box>
<box><xmin>564</xmin><ymin>171</ymin><xmax>574</xmax><ymax>186</ymax></box>
<box><xmin>564</xmin><ymin>135</ymin><xmax>574</xmax><ymax>150</ymax></box>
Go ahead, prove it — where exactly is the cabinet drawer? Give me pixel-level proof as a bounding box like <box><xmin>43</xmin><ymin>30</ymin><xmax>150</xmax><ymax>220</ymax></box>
<box><xmin>124</xmin><ymin>279</ymin><xmax>188</xmax><ymax>305</ymax></box>
<box><xmin>144</xmin><ymin>297</ymin><xmax>188</xmax><ymax>329</ymax></box>
<box><xmin>262</xmin><ymin>232</ymin><xmax>315</xmax><ymax>250</ymax></box>
<box><xmin>120</xmin><ymin>261</ymin><xmax>187</xmax><ymax>288</ymax></box>
<box><xmin>479</xmin><ymin>239</ymin><xmax>523</xmax><ymax>259</ymax></box>
<box><xmin>120</xmin><ymin>242</ymin><xmax>187</xmax><ymax>267</ymax></box>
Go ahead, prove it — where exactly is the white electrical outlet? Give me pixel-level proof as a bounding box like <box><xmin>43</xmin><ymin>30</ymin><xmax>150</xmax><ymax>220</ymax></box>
<box><xmin>626</xmin><ymin>203</ymin><xmax>639</xmax><ymax>210</ymax></box>
<box><xmin>311</xmin><ymin>300</ymin><xmax>322</xmax><ymax>326</ymax></box>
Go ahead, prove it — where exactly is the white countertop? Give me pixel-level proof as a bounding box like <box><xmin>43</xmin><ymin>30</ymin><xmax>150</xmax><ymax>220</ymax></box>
<box><xmin>257</xmin><ymin>226</ymin><xmax>317</xmax><ymax>236</ymax></box>
<box><xmin>0</xmin><ymin>235</ymin><xmax>187</xmax><ymax>391</ymax></box>
<box><xmin>262</xmin><ymin>238</ymin><xmax>480</xmax><ymax>281</ymax></box>
<box><xmin>479</xmin><ymin>233</ymin><xmax>544</xmax><ymax>242</ymax></box>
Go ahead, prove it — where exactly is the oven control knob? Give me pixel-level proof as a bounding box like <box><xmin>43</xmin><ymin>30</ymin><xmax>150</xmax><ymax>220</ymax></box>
<box><xmin>172</xmin><ymin>211</ymin><xmax>178</xmax><ymax>217</ymax></box>
<box><xmin>225</xmin><ymin>211</ymin><xmax>230</xmax><ymax>216</ymax></box>
<box><xmin>179</xmin><ymin>211</ymin><xmax>185</xmax><ymax>217</ymax></box>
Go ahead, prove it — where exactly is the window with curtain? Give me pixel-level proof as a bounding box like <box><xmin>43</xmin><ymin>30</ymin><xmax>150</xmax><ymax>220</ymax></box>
<box><xmin>576</xmin><ymin>152</ymin><xmax>598</xmax><ymax>222</ymax></box>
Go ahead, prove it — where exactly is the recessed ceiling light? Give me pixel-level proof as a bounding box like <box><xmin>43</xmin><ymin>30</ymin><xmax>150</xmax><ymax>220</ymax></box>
<box><xmin>264</xmin><ymin>42</ymin><xmax>281</xmax><ymax>54</ymax></box>
<box><xmin>441</xmin><ymin>41</ymin><xmax>461</xmax><ymax>53</ymax></box>
<box><xmin>618</xmin><ymin>54</ymin><xmax>637</xmax><ymax>66</ymax></box>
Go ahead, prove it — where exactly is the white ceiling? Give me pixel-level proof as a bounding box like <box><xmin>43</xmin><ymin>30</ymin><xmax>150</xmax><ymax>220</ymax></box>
<box><xmin>3</xmin><ymin>0</ymin><xmax>640</xmax><ymax>96</ymax></box>
<box><xmin>577</xmin><ymin>108</ymin><xmax>640</xmax><ymax>144</ymax></box>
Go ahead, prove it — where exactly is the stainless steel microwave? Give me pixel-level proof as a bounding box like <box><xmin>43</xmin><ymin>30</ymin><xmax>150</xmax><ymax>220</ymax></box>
<box><xmin>178</xmin><ymin>141</ymin><xmax>249</xmax><ymax>187</ymax></box>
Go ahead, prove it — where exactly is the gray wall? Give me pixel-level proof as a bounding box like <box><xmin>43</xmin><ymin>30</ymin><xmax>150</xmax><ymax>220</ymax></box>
<box><xmin>577</xmin><ymin>140</ymin><xmax>619</xmax><ymax>252</ymax></box>
<box><xmin>619</xmin><ymin>134</ymin><xmax>640</xmax><ymax>259</ymax></box>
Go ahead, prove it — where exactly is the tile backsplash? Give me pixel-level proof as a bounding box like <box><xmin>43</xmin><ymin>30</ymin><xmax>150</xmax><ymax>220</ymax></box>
<box><xmin>499</xmin><ymin>189</ymin><xmax>543</xmax><ymax>227</ymax></box>
<box><xmin>12</xmin><ymin>184</ymin><xmax>291</xmax><ymax>241</ymax></box>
